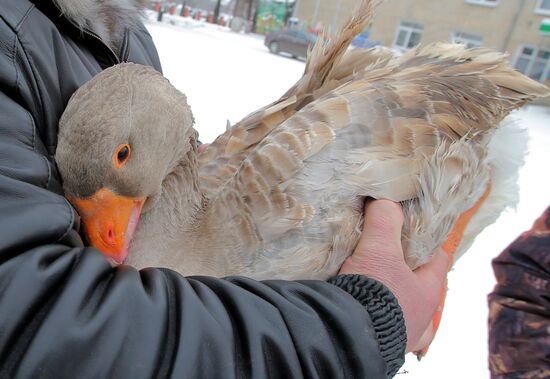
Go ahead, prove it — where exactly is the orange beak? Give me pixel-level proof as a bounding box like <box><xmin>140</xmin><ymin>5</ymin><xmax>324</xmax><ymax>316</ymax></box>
<box><xmin>68</xmin><ymin>188</ymin><xmax>145</xmax><ymax>265</ymax></box>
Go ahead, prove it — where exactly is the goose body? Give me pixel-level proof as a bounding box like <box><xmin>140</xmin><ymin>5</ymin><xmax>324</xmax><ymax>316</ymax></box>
<box><xmin>55</xmin><ymin>0</ymin><xmax>549</xmax><ymax>281</ymax></box>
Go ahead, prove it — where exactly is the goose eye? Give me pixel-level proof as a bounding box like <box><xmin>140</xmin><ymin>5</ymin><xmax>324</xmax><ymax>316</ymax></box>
<box><xmin>114</xmin><ymin>144</ymin><xmax>131</xmax><ymax>168</ymax></box>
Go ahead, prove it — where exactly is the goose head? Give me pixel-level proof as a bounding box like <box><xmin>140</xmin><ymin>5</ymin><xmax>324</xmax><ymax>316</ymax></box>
<box><xmin>56</xmin><ymin>63</ymin><xmax>197</xmax><ymax>264</ymax></box>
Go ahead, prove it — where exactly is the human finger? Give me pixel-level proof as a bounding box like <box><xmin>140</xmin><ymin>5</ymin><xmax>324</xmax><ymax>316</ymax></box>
<box><xmin>356</xmin><ymin>199</ymin><xmax>404</xmax><ymax>260</ymax></box>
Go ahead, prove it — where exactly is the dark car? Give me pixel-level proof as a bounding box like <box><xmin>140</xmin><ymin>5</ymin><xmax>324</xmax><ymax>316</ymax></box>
<box><xmin>264</xmin><ymin>29</ymin><xmax>317</xmax><ymax>59</ymax></box>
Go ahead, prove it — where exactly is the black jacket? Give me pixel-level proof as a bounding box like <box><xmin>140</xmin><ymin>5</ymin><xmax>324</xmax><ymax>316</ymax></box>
<box><xmin>0</xmin><ymin>1</ymin><xmax>405</xmax><ymax>378</ymax></box>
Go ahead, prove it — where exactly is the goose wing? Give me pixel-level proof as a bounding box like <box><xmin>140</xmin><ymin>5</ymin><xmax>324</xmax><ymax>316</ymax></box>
<box><xmin>204</xmin><ymin>43</ymin><xmax>549</xmax><ymax>278</ymax></box>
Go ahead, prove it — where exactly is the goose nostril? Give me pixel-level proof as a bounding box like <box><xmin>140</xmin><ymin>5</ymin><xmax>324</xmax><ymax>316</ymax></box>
<box><xmin>104</xmin><ymin>226</ymin><xmax>115</xmax><ymax>245</ymax></box>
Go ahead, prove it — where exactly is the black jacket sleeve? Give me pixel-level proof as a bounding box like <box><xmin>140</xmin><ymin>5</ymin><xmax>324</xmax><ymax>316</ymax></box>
<box><xmin>0</xmin><ymin>6</ymin><xmax>405</xmax><ymax>379</ymax></box>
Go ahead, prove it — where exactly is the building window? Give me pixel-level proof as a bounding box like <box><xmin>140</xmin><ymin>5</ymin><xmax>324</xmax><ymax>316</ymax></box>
<box><xmin>535</xmin><ymin>0</ymin><xmax>550</xmax><ymax>15</ymax></box>
<box><xmin>452</xmin><ymin>31</ymin><xmax>483</xmax><ymax>48</ymax></box>
<box><xmin>393</xmin><ymin>21</ymin><xmax>423</xmax><ymax>52</ymax></box>
<box><xmin>514</xmin><ymin>45</ymin><xmax>550</xmax><ymax>81</ymax></box>
<box><xmin>465</xmin><ymin>0</ymin><xmax>499</xmax><ymax>7</ymax></box>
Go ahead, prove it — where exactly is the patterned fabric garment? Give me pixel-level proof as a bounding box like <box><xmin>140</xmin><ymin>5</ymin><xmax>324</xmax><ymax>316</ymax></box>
<box><xmin>488</xmin><ymin>207</ymin><xmax>550</xmax><ymax>378</ymax></box>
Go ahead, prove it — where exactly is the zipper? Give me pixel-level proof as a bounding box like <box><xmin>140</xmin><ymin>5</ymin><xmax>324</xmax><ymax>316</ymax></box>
<box><xmin>66</xmin><ymin>19</ymin><xmax>120</xmax><ymax>65</ymax></box>
<box><xmin>82</xmin><ymin>28</ymin><xmax>120</xmax><ymax>65</ymax></box>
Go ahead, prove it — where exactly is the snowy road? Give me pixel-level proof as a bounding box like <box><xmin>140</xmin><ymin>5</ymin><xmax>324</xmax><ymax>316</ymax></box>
<box><xmin>146</xmin><ymin>18</ymin><xmax>550</xmax><ymax>379</ymax></box>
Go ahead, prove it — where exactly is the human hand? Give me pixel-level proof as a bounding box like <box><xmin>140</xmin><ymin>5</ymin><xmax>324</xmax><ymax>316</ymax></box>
<box><xmin>339</xmin><ymin>200</ymin><xmax>449</xmax><ymax>353</ymax></box>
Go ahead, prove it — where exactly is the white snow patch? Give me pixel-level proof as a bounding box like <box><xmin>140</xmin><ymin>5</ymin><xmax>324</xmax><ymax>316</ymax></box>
<box><xmin>146</xmin><ymin>20</ymin><xmax>304</xmax><ymax>143</ymax></box>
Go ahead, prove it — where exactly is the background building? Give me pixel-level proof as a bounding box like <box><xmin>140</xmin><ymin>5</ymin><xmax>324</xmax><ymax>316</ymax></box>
<box><xmin>293</xmin><ymin>0</ymin><xmax>355</xmax><ymax>31</ymax></box>
<box><xmin>294</xmin><ymin>0</ymin><xmax>550</xmax><ymax>103</ymax></box>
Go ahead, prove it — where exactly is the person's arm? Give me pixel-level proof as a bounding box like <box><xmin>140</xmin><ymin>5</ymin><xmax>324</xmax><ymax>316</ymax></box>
<box><xmin>0</xmin><ymin>52</ymin><xmax>399</xmax><ymax>379</ymax></box>
<box><xmin>488</xmin><ymin>207</ymin><xmax>550</xmax><ymax>378</ymax></box>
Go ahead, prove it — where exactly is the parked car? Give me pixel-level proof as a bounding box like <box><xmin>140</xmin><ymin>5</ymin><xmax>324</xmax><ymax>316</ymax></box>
<box><xmin>264</xmin><ymin>29</ymin><xmax>317</xmax><ymax>59</ymax></box>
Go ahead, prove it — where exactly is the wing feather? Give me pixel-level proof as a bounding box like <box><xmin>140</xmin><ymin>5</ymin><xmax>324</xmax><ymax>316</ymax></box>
<box><xmin>203</xmin><ymin>39</ymin><xmax>548</xmax><ymax>277</ymax></box>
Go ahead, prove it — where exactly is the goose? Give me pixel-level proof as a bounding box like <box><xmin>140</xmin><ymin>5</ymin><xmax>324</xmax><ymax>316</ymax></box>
<box><xmin>55</xmin><ymin>0</ymin><xmax>548</xmax><ymax>355</ymax></box>
<box><xmin>55</xmin><ymin>0</ymin><xmax>549</xmax><ymax>277</ymax></box>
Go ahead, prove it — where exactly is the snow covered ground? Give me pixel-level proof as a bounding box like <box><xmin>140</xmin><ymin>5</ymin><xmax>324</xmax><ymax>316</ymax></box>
<box><xmin>145</xmin><ymin>18</ymin><xmax>550</xmax><ymax>379</ymax></box>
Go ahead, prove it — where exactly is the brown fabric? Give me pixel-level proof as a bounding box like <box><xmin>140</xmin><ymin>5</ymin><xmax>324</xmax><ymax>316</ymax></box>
<box><xmin>488</xmin><ymin>207</ymin><xmax>550</xmax><ymax>378</ymax></box>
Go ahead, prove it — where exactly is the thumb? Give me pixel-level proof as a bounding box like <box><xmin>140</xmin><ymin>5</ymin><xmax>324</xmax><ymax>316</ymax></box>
<box><xmin>355</xmin><ymin>199</ymin><xmax>404</xmax><ymax>259</ymax></box>
<box><xmin>339</xmin><ymin>199</ymin><xmax>405</xmax><ymax>276</ymax></box>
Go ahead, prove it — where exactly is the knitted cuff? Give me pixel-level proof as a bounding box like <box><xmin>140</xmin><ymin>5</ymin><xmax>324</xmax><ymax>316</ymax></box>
<box><xmin>327</xmin><ymin>274</ymin><xmax>406</xmax><ymax>378</ymax></box>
